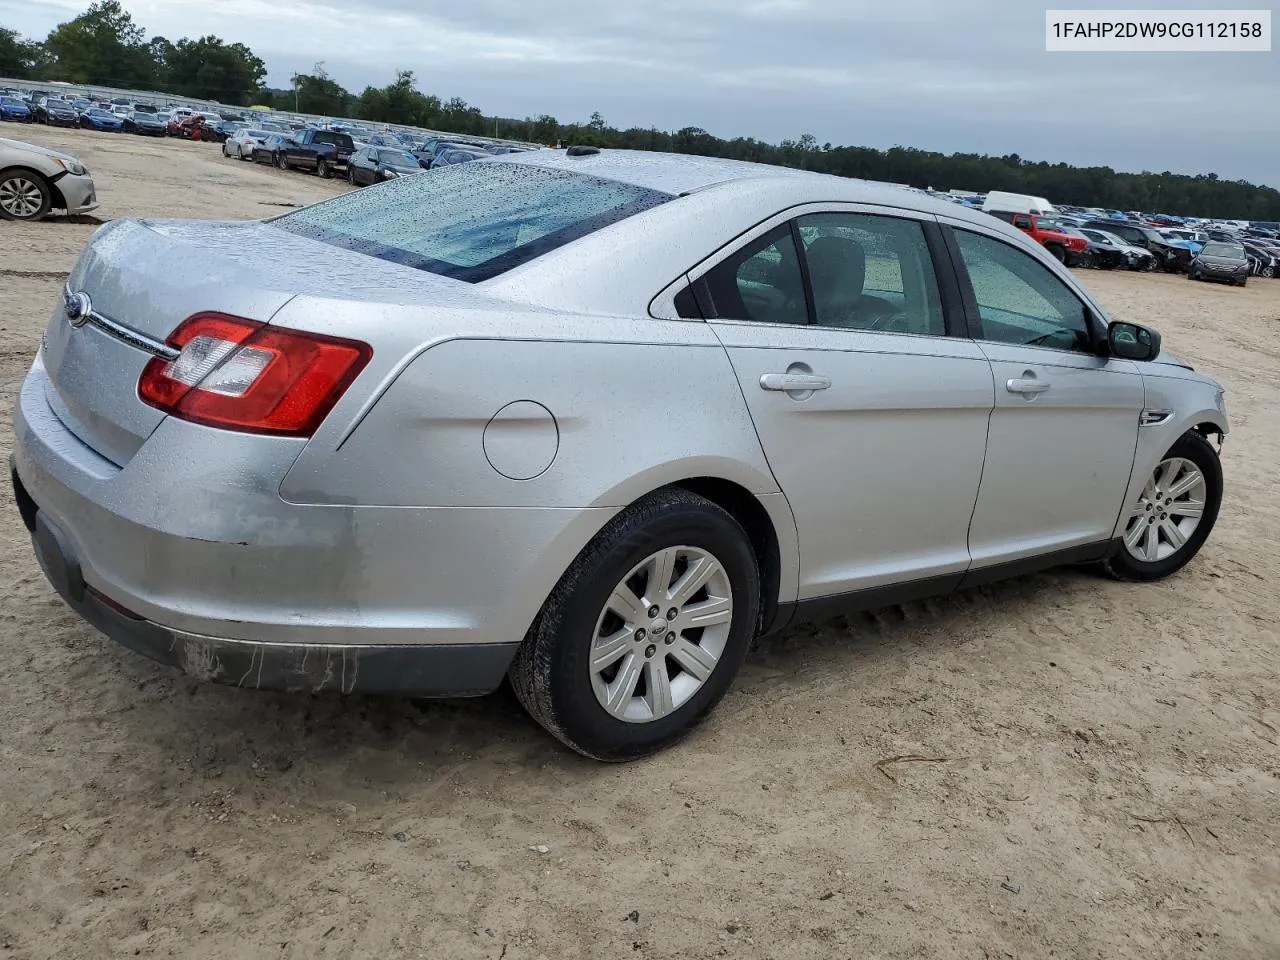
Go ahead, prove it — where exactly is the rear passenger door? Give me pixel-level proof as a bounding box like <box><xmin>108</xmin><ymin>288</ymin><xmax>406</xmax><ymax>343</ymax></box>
<box><xmin>686</xmin><ymin>207</ymin><xmax>995</xmax><ymax>602</ymax></box>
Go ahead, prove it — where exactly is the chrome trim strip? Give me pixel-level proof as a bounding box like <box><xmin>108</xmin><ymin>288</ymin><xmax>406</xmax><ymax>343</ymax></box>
<box><xmin>1139</xmin><ymin>409</ymin><xmax>1173</xmax><ymax>426</ymax></box>
<box><xmin>63</xmin><ymin>285</ymin><xmax>180</xmax><ymax>361</ymax></box>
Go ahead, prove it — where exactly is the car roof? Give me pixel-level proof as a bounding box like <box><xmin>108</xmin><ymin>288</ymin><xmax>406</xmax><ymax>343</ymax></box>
<box><xmin>493</xmin><ymin>148</ymin><xmax>979</xmax><ymax>221</ymax></box>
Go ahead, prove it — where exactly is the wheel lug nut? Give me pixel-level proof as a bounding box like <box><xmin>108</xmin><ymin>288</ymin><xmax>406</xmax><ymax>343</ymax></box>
<box><xmin>635</xmin><ymin>628</ymin><xmax>646</xmax><ymax>641</ymax></box>
<box><xmin>644</xmin><ymin>645</ymin><xmax>656</xmax><ymax>659</ymax></box>
<box><xmin>667</xmin><ymin>608</ymin><xmax>678</xmax><ymax>621</ymax></box>
<box><xmin>647</xmin><ymin>605</ymin><xmax>659</xmax><ymax>618</ymax></box>
<box><xmin>665</xmin><ymin>632</ymin><xmax>676</xmax><ymax>644</ymax></box>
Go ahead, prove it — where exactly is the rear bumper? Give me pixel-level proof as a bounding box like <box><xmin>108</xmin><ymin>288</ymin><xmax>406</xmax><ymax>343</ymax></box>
<box><xmin>12</xmin><ymin>353</ymin><xmax>612</xmax><ymax>693</ymax></box>
<box><xmin>17</xmin><ymin>487</ymin><xmax>514</xmax><ymax>695</ymax></box>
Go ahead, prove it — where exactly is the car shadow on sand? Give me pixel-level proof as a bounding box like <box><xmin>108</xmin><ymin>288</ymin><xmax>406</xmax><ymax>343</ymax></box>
<box><xmin>79</xmin><ymin>565</ymin><xmax>1097</xmax><ymax>786</ymax></box>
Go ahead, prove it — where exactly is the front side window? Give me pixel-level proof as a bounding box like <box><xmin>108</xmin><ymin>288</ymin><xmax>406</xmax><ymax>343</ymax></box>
<box><xmin>953</xmin><ymin>229</ymin><xmax>1094</xmax><ymax>354</ymax></box>
<box><xmin>795</xmin><ymin>213</ymin><xmax>945</xmax><ymax>336</ymax></box>
<box><xmin>701</xmin><ymin>226</ymin><xmax>807</xmax><ymax>326</ymax></box>
<box><xmin>275</xmin><ymin>162</ymin><xmax>672</xmax><ymax>283</ymax></box>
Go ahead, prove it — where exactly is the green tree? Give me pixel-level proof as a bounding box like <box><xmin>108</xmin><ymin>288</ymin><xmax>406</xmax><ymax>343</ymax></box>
<box><xmin>43</xmin><ymin>0</ymin><xmax>155</xmax><ymax>87</ymax></box>
<box><xmin>357</xmin><ymin>70</ymin><xmax>440</xmax><ymax>127</ymax></box>
<box><xmin>0</xmin><ymin>26</ymin><xmax>40</xmax><ymax>78</ymax></box>
<box><xmin>288</xmin><ymin>63</ymin><xmax>353</xmax><ymax>116</ymax></box>
<box><xmin>165</xmin><ymin>35</ymin><xmax>265</xmax><ymax>104</ymax></box>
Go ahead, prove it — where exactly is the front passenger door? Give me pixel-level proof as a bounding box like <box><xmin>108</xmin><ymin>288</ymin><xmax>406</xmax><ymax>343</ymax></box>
<box><xmin>948</xmin><ymin>227</ymin><xmax>1144</xmax><ymax>567</ymax></box>
<box><xmin>695</xmin><ymin>210</ymin><xmax>995</xmax><ymax>601</ymax></box>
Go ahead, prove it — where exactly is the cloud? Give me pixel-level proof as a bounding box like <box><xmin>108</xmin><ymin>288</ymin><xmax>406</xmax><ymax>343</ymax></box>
<box><xmin>1</xmin><ymin>0</ymin><xmax>1275</xmax><ymax>184</ymax></box>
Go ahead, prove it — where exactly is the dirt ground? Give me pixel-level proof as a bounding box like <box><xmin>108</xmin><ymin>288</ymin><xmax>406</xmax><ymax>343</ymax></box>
<box><xmin>1</xmin><ymin>126</ymin><xmax>1277</xmax><ymax>960</ymax></box>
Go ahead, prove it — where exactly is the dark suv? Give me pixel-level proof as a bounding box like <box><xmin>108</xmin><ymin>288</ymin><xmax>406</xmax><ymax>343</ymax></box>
<box><xmin>1081</xmin><ymin>220</ymin><xmax>1192</xmax><ymax>273</ymax></box>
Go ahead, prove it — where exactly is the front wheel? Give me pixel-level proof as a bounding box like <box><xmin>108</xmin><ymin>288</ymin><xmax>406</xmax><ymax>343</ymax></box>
<box><xmin>1045</xmin><ymin>244</ymin><xmax>1066</xmax><ymax>263</ymax></box>
<box><xmin>275</xmin><ymin>152</ymin><xmax>287</xmax><ymax>170</ymax></box>
<box><xmin>509</xmin><ymin>489</ymin><xmax>760</xmax><ymax>761</ymax></box>
<box><xmin>1262</xmin><ymin>265</ymin><xmax>1275</xmax><ymax>279</ymax></box>
<box><xmin>0</xmin><ymin>168</ymin><xmax>52</xmax><ymax>221</ymax></box>
<box><xmin>1103</xmin><ymin>431</ymin><xmax>1222</xmax><ymax>582</ymax></box>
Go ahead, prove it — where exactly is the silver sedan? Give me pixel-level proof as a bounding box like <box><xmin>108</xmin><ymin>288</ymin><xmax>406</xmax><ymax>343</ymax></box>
<box><xmin>11</xmin><ymin>149</ymin><xmax>1227</xmax><ymax>759</ymax></box>
<box><xmin>0</xmin><ymin>137</ymin><xmax>97</xmax><ymax>221</ymax></box>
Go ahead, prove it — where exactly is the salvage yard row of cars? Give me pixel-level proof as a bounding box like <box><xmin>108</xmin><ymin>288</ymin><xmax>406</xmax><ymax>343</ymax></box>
<box><xmin>2</xmin><ymin>84</ymin><xmax>1280</xmax><ymax>287</ymax></box>
<box><xmin>945</xmin><ymin>190</ymin><xmax>1280</xmax><ymax>284</ymax></box>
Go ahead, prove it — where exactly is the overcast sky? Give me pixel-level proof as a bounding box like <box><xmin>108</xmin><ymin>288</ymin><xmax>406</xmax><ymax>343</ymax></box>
<box><xmin>3</xmin><ymin>0</ymin><xmax>1276</xmax><ymax>186</ymax></box>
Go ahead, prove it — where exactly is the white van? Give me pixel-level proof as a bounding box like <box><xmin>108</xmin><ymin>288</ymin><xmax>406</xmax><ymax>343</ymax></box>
<box><xmin>981</xmin><ymin>191</ymin><xmax>1057</xmax><ymax>215</ymax></box>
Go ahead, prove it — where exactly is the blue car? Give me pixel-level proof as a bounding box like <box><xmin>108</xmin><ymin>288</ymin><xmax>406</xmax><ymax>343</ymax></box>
<box><xmin>78</xmin><ymin>108</ymin><xmax>124</xmax><ymax>131</ymax></box>
<box><xmin>0</xmin><ymin>96</ymin><xmax>33</xmax><ymax>122</ymax></box>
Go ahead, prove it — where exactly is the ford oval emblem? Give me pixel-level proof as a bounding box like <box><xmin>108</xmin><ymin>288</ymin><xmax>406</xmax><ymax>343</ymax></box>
<box><xmin>63</xmin><ymin>290</ymin><xmax>92</xmax><ymax>328</ymax></box>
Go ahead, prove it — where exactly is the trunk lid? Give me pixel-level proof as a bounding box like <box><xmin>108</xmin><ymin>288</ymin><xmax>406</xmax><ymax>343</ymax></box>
<box><xmin>43</xmin><ymin>216</ymin><xmax>483</xmax><ymax>465</ymax></box>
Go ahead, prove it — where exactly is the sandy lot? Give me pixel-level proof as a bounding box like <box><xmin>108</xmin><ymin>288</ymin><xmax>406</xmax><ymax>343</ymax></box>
<box><xmin>1</xmin><ymin>126</ymin><xmax>1278</xmax><ymax>960</ymax></box>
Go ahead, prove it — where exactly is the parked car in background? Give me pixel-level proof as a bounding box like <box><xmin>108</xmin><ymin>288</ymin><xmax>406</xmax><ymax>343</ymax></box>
<box><xmin>10</xmin><ymin>150</ymin><xmax>1229</xmax><ymax>760</ymax></box>
<box><xmin>347</xmin><ymin>146</ymin><xmax>426</xmax><ymax>185</ymax></box>
<box><xmin>224</xmin><ymin>128</ymin><xmax>273</xmax><ymax>160</ymax></box>
<box><xmin>290</xmin><ymin>128</ymin><xmax>355</xmax><ymax>177</ymax></box>
<box><xmin>1240</xmin><ymin>242</ymin><xmax>1277</xmax><ymax>278</ymax></box>
<box><xmin>1079</xmin><ymin>229</ymin><xmax>1156</xmax><ymax>271</ymax></box>
<box><xmin>1081</xmin><ymin>220</ymin><xmax>1192</xmax><ymax>272</ymax></box>
<box><xmin>988</xmin><ymin>211</ymin><xmax>1089</xmax><ymax>265</ymax></box>
<box><xmin>1188</xmin><ymin>242</ymin><xmax>1251</xmax><ymax>286</ymax></box>
<box><xmin>0</xmin><ymin>96</ymin><xmax>34</xmax><ymax>123</ymax></box>
<box><xmin>249</xmin><ymin>133</ymin><xmax>292</xmax><ymax>166</ymax></box>
<box><xmin>122</xmin><ymin>110</ymin><xmax>168</xmax><ymax>136</ymax></box>
<box><xmin>413</xmin><ymin>137</ymin><xmax>488</xmax><ymax>168</ymax></box>
<box><xmin>202</xmin><ymin>120</ymin><xmax>247</xmax><ymax>144</ymax></box>
<box><xmin>78</xmin><ymin>108</ymin><xmax>124</xmax><ymax>132</ymax></box>
<box><xmin>433</xmin><ymin>146</ymin><xmax>493</xmax><ymax>167</ymax></box>
<box><xmin>0</xmin><ymin>137</ymin><xmax>97</xmax><ymax>221</ymax></box>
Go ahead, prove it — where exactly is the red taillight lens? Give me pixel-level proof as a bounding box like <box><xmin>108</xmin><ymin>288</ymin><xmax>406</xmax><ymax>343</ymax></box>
<box><xmin>139</xmin><ymin>312</ymin><xmax>372</xmax><ymax>437</ymax></box>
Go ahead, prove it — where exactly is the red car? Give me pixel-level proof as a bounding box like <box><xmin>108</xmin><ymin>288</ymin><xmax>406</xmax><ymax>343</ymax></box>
<box><xmin>168</xmin><ymin>114</ymin><xmax>210</xmax><ymax>139</ymax></box>
<box><xmin>992</xmin><ymin>211</ymin><xmax>1090</xmax><ymax>266</ymax></box>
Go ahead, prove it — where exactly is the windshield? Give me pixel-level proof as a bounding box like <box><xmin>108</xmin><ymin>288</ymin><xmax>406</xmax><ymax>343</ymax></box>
<box><xmin>1201</xmin><ymin>243</ymin><xmax>1245</xmax><ymax>259</ymax></box>
<box><xmin>275</xmin><ymin>162</ymin><xmax>672</xmax><ymax>283</ymax></box>
<box><xmin>1081</xmin><ymin>230</ymin><xmax>1110</xmax><ymax>243</ymax></box>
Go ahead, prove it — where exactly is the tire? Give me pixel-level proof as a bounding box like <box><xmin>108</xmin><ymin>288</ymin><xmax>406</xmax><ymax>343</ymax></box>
<box><xmin>1238</xmin><ymin>277</ymin><xmax>1247</xmax><ymax>287</ymax></box>
<box><xmin>0</xmin><ymin>168</ymin><xmax>53</xmax><ymax>222</ymax></box>
<box><xmin>1045</xmin><ymin>244</ymin><xmax>1066</xmax><ymax>264</ymax></box>
<box><xmin>1102</xmin><ymin>431</ymin><xmax>1222</xmax><ymax>583</ymax></box>
<box><xmin>347</xmin><ymin>166</ymin><xmax>355</xmax><ymax>185</ymax></box>
<box><xmin>1263</xmin><ymin>266</ymin><xmax>1275</xmax><ymax>279</ymax></box>
<box><xmin>316</xmin><ymin>158</ymin><xmax>330</xmax><ymax>179</ymax></box>
<box><xmin>509</xmin><ymin>488</ymin><xmax>761</xmax><ymax>761</ymax></box>
<box><xmin>275</xmin><ymin>152</ymin><xmax>287</xmax><ymax>170</ymax></box>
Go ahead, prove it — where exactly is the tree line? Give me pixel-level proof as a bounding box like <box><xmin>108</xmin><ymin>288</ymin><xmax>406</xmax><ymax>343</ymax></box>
<box><xmin>3</xmin><ymin>2</ymin><xmax>1278</xmax><ymax>219</ymax></box>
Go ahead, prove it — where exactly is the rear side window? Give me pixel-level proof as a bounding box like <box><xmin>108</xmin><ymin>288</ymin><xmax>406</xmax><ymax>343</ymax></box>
<box><xmin>312</xmin><ymin>131</ymin><xmax>353</xmax><ymax>150</ymax></box>
<box><xmin>701</xmin><ymin>225</ymin><xmax>807</xmax><ymax>326</ymax></box>
<box><xmin>274</xmin><ymin>162</ymin><xmax>673</xmax><ymax>282</ymax></box>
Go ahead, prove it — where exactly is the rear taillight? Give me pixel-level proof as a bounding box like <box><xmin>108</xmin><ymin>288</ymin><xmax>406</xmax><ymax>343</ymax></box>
<box><xmin>139</xmin><ymin>312</ymin><xmax>371</xmax><ymax>437</ymax></box>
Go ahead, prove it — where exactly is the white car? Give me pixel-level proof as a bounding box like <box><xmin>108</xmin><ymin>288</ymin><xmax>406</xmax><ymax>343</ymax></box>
<box><xmin>0</xmin><ymin>137</ymin><xmax>97</xmax><ymax>221</ymax></box>
<box><xmin>223</xmin><ymin>128</ymin><xmax>273</xmax><ymax>160</ymax></box>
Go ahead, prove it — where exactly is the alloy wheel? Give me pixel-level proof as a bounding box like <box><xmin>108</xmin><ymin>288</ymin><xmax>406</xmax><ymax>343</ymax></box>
<box><xmin>589</xmin><ymin>546</ymin><xmax>733</xmax><ymax>723</ymax></box>
<box><xmin>1122</xmin><ymin>457</ymin><xmax>1207</xmax><ymax>563</ymax></box>
<box><xmin>0</xmin><ymin>176</ymin><xmax>44</xmax><ymax>219</ymax></box>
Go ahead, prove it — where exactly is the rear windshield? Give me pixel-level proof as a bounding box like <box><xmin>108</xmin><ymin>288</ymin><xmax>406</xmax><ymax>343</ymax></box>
<box><xmin>274</xmin><ymin>162</ymin><xmax>672</xmax><ymax>283</ymax></box>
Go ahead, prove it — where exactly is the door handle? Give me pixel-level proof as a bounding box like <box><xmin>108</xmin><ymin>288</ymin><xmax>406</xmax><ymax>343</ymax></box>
<box><xmin>1006</xmin><ymin>377</ymin><xmax>1050</xmax><ymax>395</ymax></box>
<box><xmin>760</xmin><ymin>373</ymin><xmax>832</xmax><ymax>392</ymax></box>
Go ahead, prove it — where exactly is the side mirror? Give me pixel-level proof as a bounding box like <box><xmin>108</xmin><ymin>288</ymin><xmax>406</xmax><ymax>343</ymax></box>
<box><xmin>1108</xmin><ymin>321</ymin><xmax>1161</xmax><ymax>362</ymax></box>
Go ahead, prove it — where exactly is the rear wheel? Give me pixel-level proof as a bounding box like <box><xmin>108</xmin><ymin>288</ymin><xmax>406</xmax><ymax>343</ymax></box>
<box><xmin>0</xmin><ymin>168</ymin><xmax>52</xmax><ymax>222</ymax></box>
<box><xmin>316</xmin><ymin>158</ymin><xmax>330</xmax><ymax>179</ymax></box>
<box><xmin>1102</xmin><ymin>431</ymin><xmax>1222</xmax><ymax>582</ymax></box>
<box><xmin>509</xmin><ymin>489</ymin><xmax>760</xmax><ymax>761</ymax></box>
